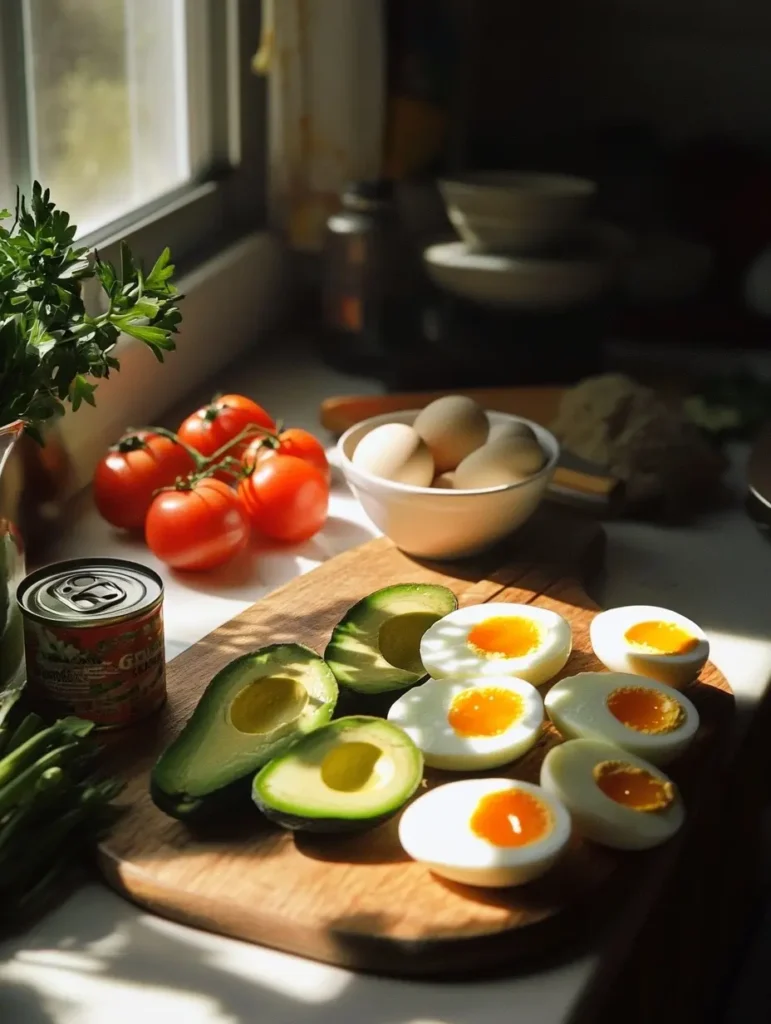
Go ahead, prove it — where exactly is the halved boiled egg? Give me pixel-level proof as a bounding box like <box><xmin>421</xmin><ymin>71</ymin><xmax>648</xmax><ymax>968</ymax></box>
<box><xmin>590</xmin><ymin>605</ymin><xmax>708</xmax><ymax>690</ymax></box>
<box><xmin>419</xmin><ymin>603</ymin><xmax>572</xmax><ymax>686</ymax></box>
<box><xmin>398</xmin><ymin>777</ymin><xmax>571</xmax><ymax>887</ymax></box>
<box><xmin>387</xmin><ymin>675</ymin><xmax>543</xmax><ymax>770</ymax></box>
<box><xmin>540</xmin><ymin>739</ymin><xmax>684</xmax><ymax>850</ymax></box>
<box><xmin>545</xmin><ymin>671</ymin><xmax>699</xmax><ymax>765</ymax></box>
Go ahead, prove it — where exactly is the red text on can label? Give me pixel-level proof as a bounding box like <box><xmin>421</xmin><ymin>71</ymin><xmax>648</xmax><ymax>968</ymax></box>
<box><xmin>23</xmin><ymin>605</ymin><xmax>167</xmax><ymax>728</ymax></box>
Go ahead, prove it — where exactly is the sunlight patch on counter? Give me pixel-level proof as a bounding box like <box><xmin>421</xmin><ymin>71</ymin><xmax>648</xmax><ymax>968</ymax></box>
<box><xmin>144</xmin><ymin>914</ymin><xmax>351</xmax><ymax>1003</ymax></box>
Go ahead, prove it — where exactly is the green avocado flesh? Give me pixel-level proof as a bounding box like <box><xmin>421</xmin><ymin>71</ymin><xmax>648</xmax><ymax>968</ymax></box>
<box><xmin>252</xmin><ymin>716</ymin><xmax>423</xmax><ymax>831</ymax></box>
<box><xmin>151</xmin><ymin>644</ymin><xmax>338</xmax><ymax>818</ymax></box>
<box><xmin>324</xmin><ymin>584</ymin><xmax>457</xmax><ymax>697</ymax></box>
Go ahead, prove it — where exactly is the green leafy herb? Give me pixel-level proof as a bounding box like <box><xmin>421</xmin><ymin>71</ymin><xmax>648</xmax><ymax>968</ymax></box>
<box><xmin>0</xmin><ymin>182</ymin><xmax>181</xmax><ymax>438</ymax></box>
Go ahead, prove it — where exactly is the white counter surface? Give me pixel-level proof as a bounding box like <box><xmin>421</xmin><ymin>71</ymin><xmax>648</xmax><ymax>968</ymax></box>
<box><xmin>3</xmin><ymin>352</ymin><xmax>771</xmax><ymax>1024</ymax></box>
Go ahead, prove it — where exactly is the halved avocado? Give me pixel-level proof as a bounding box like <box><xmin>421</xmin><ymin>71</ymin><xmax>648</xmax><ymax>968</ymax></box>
<box><xmin>324</xmin><ymin>584</ymin><xmax>457</xmax><ymax>711</ymax></box>
<box><xmin>252</xmin><ymin>715</ymin><xmax>423</xmax><ymax>832</ymax></box>
<box><xmin>151</xmin><ymin>643</ymin><xmax>338</xmax><ymax>820</ymax></box>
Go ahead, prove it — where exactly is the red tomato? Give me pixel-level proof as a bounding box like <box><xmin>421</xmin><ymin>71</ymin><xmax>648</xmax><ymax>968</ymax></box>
<box><xmin>243</xmin><ymin>428</ymin><xmax>330</xmax><ymax>482</ymax></box>
<box><xmin>178</xmin><ymin>394</ymin><xmax>275</xmax><ymax>470</ymax></box>
<box><xmin>145</xmin><ymin>477</ymin><xmax>250</xmax><ymax>571</ymax></box>
<box><xmin>93</xmin><ymin>432</ymin><xmax>195</xmax><ymax>530</ymax></box>
<box><xmin>237</xmin><ymin>455</ymin><xmax>329</xmax><ymax>543</ymax></box>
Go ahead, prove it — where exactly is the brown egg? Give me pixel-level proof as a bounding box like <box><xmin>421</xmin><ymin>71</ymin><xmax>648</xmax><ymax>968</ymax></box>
<box><xmin>413</xmin><ymin>396</ymin><xmax>489</xmax><ymax>473</ymax></box>
<box><xmin>432</xmin><ymin>471</ymin><xmax>456</xmax><ymax>489</ymax></box>
<box><xmin>352</xmin><ymin>423</ymin><xmax>434</xmax><ymax>486</ymax></box>
<box><xmin>454</xmin><ymin>436</ymin><xmax>546</xmax><ymax>489</ymax></box>
<box><xmin>487</xmin><ymin>419</ymin><xmax>538</xmax><ymax>445</ymax></box>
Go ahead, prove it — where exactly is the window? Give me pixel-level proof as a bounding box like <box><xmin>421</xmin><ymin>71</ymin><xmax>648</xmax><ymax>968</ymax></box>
<box><xmin>0</xmin><ymin>0</ymin><xmax>265</xmax><ymax>269</ymax></box>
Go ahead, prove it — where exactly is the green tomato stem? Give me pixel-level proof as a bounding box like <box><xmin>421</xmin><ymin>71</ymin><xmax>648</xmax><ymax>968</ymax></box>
<box><xmin>204</xmin><ymin>423</ymin><xmax>277</xmax><ymax>465</ymax></box>
<box><xmin>140</xmin><ymin>423</ymin><xmax>278</xmax><ymax>489</ymax></box>
<box><xmin>127</xmin><ymin>425</ymin><xmax>205</xmax><ymax>467</ymax></box>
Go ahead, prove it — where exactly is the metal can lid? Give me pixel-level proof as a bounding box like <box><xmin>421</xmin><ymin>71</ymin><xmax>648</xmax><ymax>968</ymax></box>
<box><xmin>18</xmin><ymin>558</ymin><xmax>163</xmax><ymax>626</ymax></box>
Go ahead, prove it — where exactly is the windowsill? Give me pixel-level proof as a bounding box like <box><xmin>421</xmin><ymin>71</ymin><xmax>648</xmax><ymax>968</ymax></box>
<box><xmin>56</xmin><ymin>230</ymin><xmax>290</xmax><ymax>493</ymax></box>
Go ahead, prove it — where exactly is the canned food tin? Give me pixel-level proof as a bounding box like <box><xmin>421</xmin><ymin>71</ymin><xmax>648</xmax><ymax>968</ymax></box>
<box><xmin>17</xmin><ymin>558</ymin><xmax>166</xmax><ymax>729</ymax></box>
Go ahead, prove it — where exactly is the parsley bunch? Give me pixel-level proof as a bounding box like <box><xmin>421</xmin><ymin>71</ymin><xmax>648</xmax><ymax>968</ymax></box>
<box><xmin>0</xmin><ymin>182</ymin><xmax>181</xmax><ymax>441</ymax></box>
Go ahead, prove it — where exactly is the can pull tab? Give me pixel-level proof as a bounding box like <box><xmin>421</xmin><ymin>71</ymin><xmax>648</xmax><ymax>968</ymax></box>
<box><xmin>52</xmin><ymin>573</ymin><xmax>126</xmax><ymax>614</ymax></box>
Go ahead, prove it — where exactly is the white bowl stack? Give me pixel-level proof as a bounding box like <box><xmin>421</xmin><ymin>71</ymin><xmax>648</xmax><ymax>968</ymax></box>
<box><xmin>424</xmin><ymin>171</ymin><xmax>616</xmax><ymax>311</ymax></box>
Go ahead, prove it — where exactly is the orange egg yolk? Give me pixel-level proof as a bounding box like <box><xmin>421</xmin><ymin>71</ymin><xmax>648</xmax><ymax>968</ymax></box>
<box><xmin>467</xmin><ymin>616</ymin><xmax>541</xmax><ymax>659</ymax></box>
<box><xmin>593</xmin><ymin>760</ymin><xmax>675</xmax><ymax>812</ymax></box>
<box><xmin>470</xmin><ymin>788</ymin><xmax>553</xmax><ymax>847</ymax></box>
<box><xmin>447</xmin><ymin>686</ymin><xmax>525</xmax><ymax>737</ymax></box>
<box><xmin>624</xmin><ymin>620</ymin><xmax>698</xmax><ymax>655</ymax></box>
<box><xmin>606</xmin><ymin>686</ymin><xmax>685</xmax><ymax>735</ymax></box>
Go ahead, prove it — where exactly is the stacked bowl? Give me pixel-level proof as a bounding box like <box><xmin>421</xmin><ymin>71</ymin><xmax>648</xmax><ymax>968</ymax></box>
<box><xmin>424</xmin><ymin>172</ymin><xmax>617</xmax><ymax>310</ymax></box>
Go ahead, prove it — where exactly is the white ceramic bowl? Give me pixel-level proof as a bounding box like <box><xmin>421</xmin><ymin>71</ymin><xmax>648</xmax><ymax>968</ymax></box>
<box><xmin>338</xmin><ymin>410</ymin><xmax>559</xmax><ymax>560</ymax></box>
<box><xmin>423</xmin><ymin>241</ymin><xmax>610</xmax><ymax>310</ymax></box>
<box><xmin>440</xmin><ymin>172</ymin><xmax>596</xmax><ymax>253</ymax></box>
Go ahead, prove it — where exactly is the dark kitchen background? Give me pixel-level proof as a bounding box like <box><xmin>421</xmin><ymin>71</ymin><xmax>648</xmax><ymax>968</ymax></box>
<box><xmin>318</xmin><ymin>0</ymin><xmax>771</xmax><ymax>391</ymax></box>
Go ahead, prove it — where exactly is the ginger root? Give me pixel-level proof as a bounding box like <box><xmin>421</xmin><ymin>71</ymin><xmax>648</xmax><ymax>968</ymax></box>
<box><xmin>551</xmin><ymin>374</ymin><xmax>726</xmax><ymax>520</ymax></box>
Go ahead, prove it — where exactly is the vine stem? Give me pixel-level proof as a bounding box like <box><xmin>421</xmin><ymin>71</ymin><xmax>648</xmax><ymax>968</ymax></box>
<box><xmin>126</xmin><ymin>422</ymin><xmax>277</xmax><ymax>473</ymax></box>
<box><xmin>147</xmin><ymin>424</ymin><xmax>280</xmax><ymax>495</ymax></box>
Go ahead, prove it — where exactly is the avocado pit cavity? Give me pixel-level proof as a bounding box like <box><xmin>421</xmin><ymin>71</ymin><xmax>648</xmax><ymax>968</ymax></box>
<box><xmin>320</xmin><ymin>741</ymin><xmax>385</xmax><ymax>792</ymax></box>
<box><xmin>378</xmin><ymin>611</ymin><xmax>440</xmax><ymax>674</ymax></box>
<box><xmin>229</xmin><ymin>675</ymin><xmax>308</xmax><ymax>734</ymax></box>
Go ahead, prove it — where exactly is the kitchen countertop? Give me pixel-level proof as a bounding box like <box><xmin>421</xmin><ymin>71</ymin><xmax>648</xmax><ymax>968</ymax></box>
<box><xmin>3</xmin><ymin>348</ymin><xmax>771</xmax><ymax>1024</ymax></box>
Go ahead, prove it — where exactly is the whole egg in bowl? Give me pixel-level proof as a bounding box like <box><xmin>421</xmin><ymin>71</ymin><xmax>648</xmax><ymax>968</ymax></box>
<box><xmin>545</xmin><ymin>671</ymin><xmax>700</xmax><ymax>766</ymax></box>
<box><xmin>398</xmin><ymin>777</ymin><xmax>571</xmax><ymax>887</ymax></box>
<box><xmin>540</xmin><ymin>739</ymin><xmax>684</xmax><ymax>850</ymax></box>
<box><xmin>590</xmin><ymin>605</ymin><xmax>708</xmax><ymax>690</ymax></box>
<box><xmin>419</xmin><ymin>603</ymin><xmax>572</xmax><ymax>686</ymax></box>
<box><xmin>387</xmin><ymin>675</ymin><xmax>544</xmax><ymax>771</ymax></box>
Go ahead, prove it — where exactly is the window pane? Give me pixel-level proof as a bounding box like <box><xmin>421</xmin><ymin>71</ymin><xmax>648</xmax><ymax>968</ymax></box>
<box><xmin>23</xmin><ymin>0</ymin><xmax>192</xmax><ymax>235</ymax></box>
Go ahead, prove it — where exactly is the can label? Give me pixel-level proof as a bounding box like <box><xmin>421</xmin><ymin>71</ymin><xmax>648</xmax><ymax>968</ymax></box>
<box><xmin>23</xmin><ymin>605</ymin><xmax>166</xmax><ymax>728</ymax></box>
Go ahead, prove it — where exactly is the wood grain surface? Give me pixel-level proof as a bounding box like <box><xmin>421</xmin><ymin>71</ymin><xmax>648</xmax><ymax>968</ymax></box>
<box><xmin>97</xmin><ymin>506</ymin><xmax>733</xmax><ymax>977</ymax></box>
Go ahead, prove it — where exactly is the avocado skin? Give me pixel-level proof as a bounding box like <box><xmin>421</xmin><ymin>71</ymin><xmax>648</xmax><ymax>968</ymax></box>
<box><xmin>252</xmin><ymin>795</ymin><xmax>399</xmax><ymax>833</ymax></box>
<box><xmin>332</xmin><ymin>684</ymin><xmax>423</xmax><ymax>720</ymax></box>
<box><xmin>251</xmin><ymin>715</ymin><xmax>424</xmax><ymax>833</ymax></box>
<box><xmin>150</xmin><ymin>642</ymin><xmax>338</xmax><ymax>821</ymax></box>
<box><xmin>150</xmin><ymin>775</ymin><xmax>250</xmax><ymax>823</ymax></box>
<box><xmin>325</xmin><ymin>584</ymin><xmax>457</xmax><ymax>698</ymax></box>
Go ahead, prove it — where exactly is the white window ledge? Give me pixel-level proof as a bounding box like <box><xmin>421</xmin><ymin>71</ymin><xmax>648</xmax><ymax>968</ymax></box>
<box><xmin>58</xmin><ymin>231</ymin><xmax>290</xmax><ymax>491</ymax></box>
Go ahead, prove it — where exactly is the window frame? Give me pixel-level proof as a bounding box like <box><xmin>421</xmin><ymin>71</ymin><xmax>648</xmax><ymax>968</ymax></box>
<box><xmin>0</xmin><ymin>0</ymin><xmax>266</xmax><ymax>275</ymax></box>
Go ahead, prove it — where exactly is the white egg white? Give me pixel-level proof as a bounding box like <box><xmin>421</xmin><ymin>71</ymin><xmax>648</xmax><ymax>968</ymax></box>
<box><xmin>545</xmin><ymin>671</ymin><xmax>700</xmax><ymax>766</ymax></box>
<box><xmin>540</xmin><ymin>739</ymin><xmax>685</xmax><ymax>850</ymax></box>
<box><xmin>398</xmin><ymin>777</ymin><xmax>571</xmax><ymax>887</ymax></box>
<box><xmin>590</xmin><ymin>605</ymin><xmax>708</xmax><ymax>690</ymax></box>
<box><xmin>387</xmin><ymin>675</ymin><xmax>544</xmax><ymax>771</ymax></box>
<box><xmin>419</xmin><ymin>603</ymin><xmax>572</xmax><ymax>686</ymax></box>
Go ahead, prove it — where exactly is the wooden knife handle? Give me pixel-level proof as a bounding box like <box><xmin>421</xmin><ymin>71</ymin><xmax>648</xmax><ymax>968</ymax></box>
<box><xmin>320</xmin><ymin>388</ymin><xmax>566</xmax><ymax>435</ymax></box>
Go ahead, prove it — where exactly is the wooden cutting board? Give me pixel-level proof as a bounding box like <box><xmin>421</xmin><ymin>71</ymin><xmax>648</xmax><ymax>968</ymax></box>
<box><xmin>97</xmin><ymin>506</ymin><xmax>733</xmax><ymax>977</ymax></box>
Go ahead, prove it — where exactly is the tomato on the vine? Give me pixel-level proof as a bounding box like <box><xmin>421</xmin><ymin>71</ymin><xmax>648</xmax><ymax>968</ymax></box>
<box><xmin>243</xmin><ymin>428</ymin><xmax>329</xmax><ymax>483</ymax></box>
<box><xmin>145</xmin><ymin>477</ymin><xmax>250</xmax><ymax>571</ymax></box>
<box><xmin>237</xmin><ymin>454</ymin><xmax>329</xmax><ymax>543</ymax></box>
<box><xmin>93</xmin><ymin>431</ymin><xmax>195</xmax><ymax>530</ymax></box>
<box><xmin>178</xmin><ymin>394</ymin><xmax>275</xmax><ymax>468</ymax></box>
